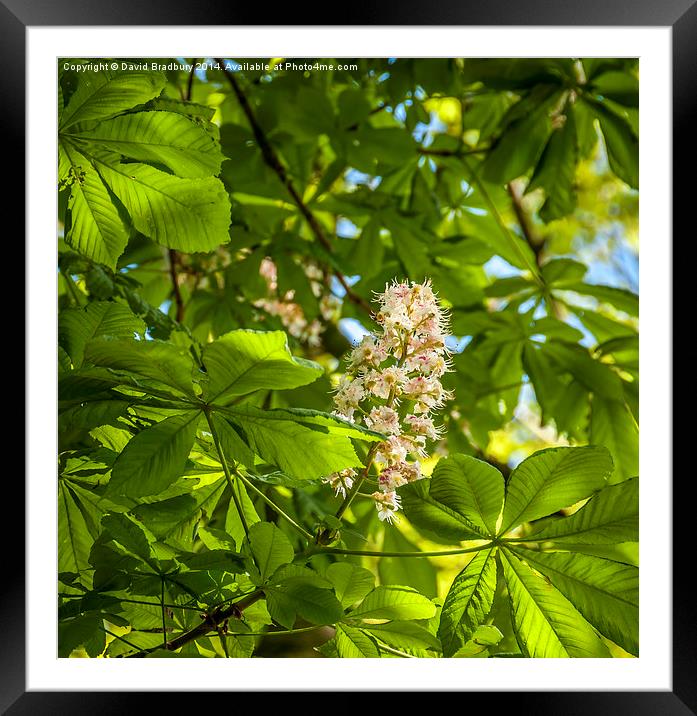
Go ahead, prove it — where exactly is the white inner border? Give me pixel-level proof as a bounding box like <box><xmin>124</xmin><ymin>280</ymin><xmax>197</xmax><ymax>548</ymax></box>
<box><xmin>28</xmin><ymin>26</ymin><xmax>672</xmax><ymax>691</ymax></box>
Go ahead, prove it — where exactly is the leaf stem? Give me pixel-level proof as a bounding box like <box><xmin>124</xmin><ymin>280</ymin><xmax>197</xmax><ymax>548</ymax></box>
<box><xmin>235</xmin><ymin>469</ymin><xmax>314</xmax><ymax>542</ymax></box>
<box><xmin>460</xmin><ymin>156</ymin><xmax>542</xmax><ymax>283</ymax></box>
<box><xmin>308</xmin><ymin>541</ymin><xmax>492</xmax><ymax>558</ymax></box>
<box><xmin>160</xmin><ymin>579</ymin><xmax>168</xmax><ymax>650</ymax></box>
<box><xmin>203</xmin><ymin>409</ymin><xmax>249</xmax><ymax>539</ymax></box>
<box><xmin>378</xmin><ymin>643</ymin><xmax>418</xmax><ymax>658</ymax></box>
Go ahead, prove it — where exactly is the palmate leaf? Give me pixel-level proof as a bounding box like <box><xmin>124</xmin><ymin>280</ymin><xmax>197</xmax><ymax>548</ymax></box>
<box><xmin>438</xmin><ymin>547</ymin><xmax>498</xmax><ymax>657</ymax></box>
<box><xmin>74</xmin><ymin>111</ymin><xmax>225</xmax><ymax>178</ymax></box>
<box><xmin>203</xmin><ymin>329</ymin><xmax>323</xmax><ymax>405</ymax></box>
<box><xmin>95</xmin><ymin>159</ymin><xmax>231</xmax><ymax>254</ymax></box>
<box><xmin>108</xmin><ymin>410</ymin><xmax>201</xmax><ymax>498</ymax></box>
<box><xmin>514</xmin><ymin>548</ymin><xmax>638</xmax><ymax>655</ymax></box>
<box><xmin>399</xmin><ymin>447</ymin><xmax>633</xmax><ymax>656</ymax></box>
<box><xmin>61</xmin><ymin>142</ymin><xmax>130</xmax><ymax>269</ymax></box>
<box><xmin>499</xmin><ymin>550</ymin><xmax>610</xmax><ymax>658</ymax></box>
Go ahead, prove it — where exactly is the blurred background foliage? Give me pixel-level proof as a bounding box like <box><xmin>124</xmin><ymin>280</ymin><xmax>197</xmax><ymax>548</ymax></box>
<box><xmin>58</xmin><ymin>57</ymin><xmax>638</xmax><ymax>657</ymax></box>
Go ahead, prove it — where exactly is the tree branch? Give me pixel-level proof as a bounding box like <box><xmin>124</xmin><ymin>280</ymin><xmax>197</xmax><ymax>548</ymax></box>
<box><xmin>166</xmin><ymin>61</ymin><xmax>199</xmax><ymax>321</ymax></box>
<box><xmin>167</xmin><ymin>248</ymin><xmax>185</xmax><ymax>322</ymax></box>
<box><xmin>125</xmin><ymin>589</ymin><xmax>264</xmax><ymax>657</ymax></box>
<box><xmin>506</xmin><ymin>179</ymin><xmax>544</xmax><ymax>266</ymax></box>
<box><xmin>216</xmin><ymin>60</ymin><xmax>372</xmax><ymax>316</ymax></box>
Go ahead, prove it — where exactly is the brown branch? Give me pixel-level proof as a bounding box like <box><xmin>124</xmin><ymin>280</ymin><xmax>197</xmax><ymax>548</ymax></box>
<box><xmin>168</xmin><ymin>248</ymin><xmax>185</xmax><ymax>322</ymax></box>
<box><xmin>126</xmin><ymin>589</ymin><xmax>264</xmax><ymax>657</ymax></box>
<box><xmin>506</xmin><ymin>179</ymin><xmax>544</xmax><ymax>266</ymax></box>
<box><xmin>216</xmin><ymin>60</ymin><xmax>372</xmax><ymax>316</ymax></box>
<box><xmin>166</xmin><ymin>61</ymin><xmax>198</xmax><ymax>323</ymax></box>
<box><xmin>418</xmin><ymin>146</ymin><xmax>488</xmax><ymax>158</ymax></box>
<box><xmin>185</xmin><ymin>60</ymin><xmax>197</xmax><ymax>102</ymax></box>
<box><xmin>507</xmin><ymin>179</ymin><xmax>563</xmax><ymax>318</ymax></box>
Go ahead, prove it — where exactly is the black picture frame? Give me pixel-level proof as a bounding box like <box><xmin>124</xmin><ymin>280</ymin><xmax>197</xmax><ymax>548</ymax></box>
<box><xmin>7</xmin><ymin>1</ymin><xmax>687</xmax><ymax>711</ymax></box>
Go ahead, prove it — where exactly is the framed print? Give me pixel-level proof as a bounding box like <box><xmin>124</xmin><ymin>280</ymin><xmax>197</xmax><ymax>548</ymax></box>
<box><xmin>7</xmin><ymin>1</ymin><xmax>688</xmax><ymax>711</ymax></box>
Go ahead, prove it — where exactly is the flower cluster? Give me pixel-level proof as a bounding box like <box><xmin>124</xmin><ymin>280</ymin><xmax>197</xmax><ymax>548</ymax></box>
<box><xmin>255</xmin><ymin>257</ymin><xmax>340</xmax><ymax>346</ymax></box>
<box><xmin>323</xmin><ymin>279</ymin><xmax>452</xmax><ymax>523</ymax></box>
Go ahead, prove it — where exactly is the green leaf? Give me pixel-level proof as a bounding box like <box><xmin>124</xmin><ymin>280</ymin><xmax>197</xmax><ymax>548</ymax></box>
<box><xmin>500</xmin><ymin>446</ymin><xmax>613</xmax><ymax>534</ymax></box>
<box><xmin>245</xmin><ymin>522</ymin><xmax>294</xmax><ymax>584</ymax></box>
<box><xmin>96</xmin><ymin>159</ymin><xmax>231</xmax><ymax>253</ymax></box>
<box><xmin>209</xmin><ymin>412</ymin><xmax>255</xmax><ymax>467</ymax></box>
<box><xmin>76</xmin><ymin>111</ymin><xmax>225</xmax><ymax>178</ymax></box>
<box><xmin>438</xmin><ymin>547</ymin><xmax>498</xmax><ymax>657</ymax></box>
<box><xmin>222</xmin><ymin>405</ymin><xmax>364</xmax><ymax>480</ymax></box>
<box><xmin>59</xmin><ymin>301</ymin><xmax>146</xmax><ymax>368</ymax></box>
<box><xmin>540</xmin><ymin>258</ymin><xmax>587</xmax><ymax>286</ymax></box>
<box><xmin>540</xmin><ymin>343</ymin><xmax>625</xmax><ymax>401</ymax></box>
<box><xmin>562</xmin><ymin>282</ymin><xmax>638</xmax><ymax>316</ymax></box>
<box><xmin>59</xmin><ymin>69</ymin><xmax>166</xmax><ymax>129</ymax></box>
<box><xmin>431</xmin><ymin>454</ymin><xmax>504</xmax><ymax>536</ymax></box>
<box><xmin>589</xmin><ymin>70</ymin><xmax>639</xmax><ymax>107</ymax></box>
<box><xmin>482</xmin><ymin>89</ymin><xmax>560</xmax><ymax>183</ymax></box>
<box><xmin>348</xmin><ymin>586</ymin><xmax>436</xmax><ymax>622</ymax></box>
<box><xmin>399</xmin><ymin>454</ymin><xmax>504</xmax><ymax>542</ymax></box>
<box><xmin>266</xmin><ymin>582</ymin><xmax>343</xmax><ymax>629</ymax></box>
<box><xmin>132</xmin><ymin>477</ymin><xmax>227</xmax><ymax>546</ymax></box>
<box><xmin>363</xmin><ymin>621</ymin><xmax>441</xmax><ymax>654</ymax></box>
<box><xmin>379</xmin><ymin>527</ymin><xmax>438</xmax><ymax>598</ymax></box>
<box><xmin>590</xmin><ymin>397</ymin><xmax>639</xmax><ymax>483</ymax></box>
<box><xmin>527</xmin><ymin>109</ymin><xmax>578</xmax><ymax>221</ymax></box>
<box><xmin>61</xmin><ymin>143</ymin><xmax>130</xmax><ymax>269</ymax></box>
<box><xmin>58</xmin><ymin>480</ymin><xmax>104</xmax><ymax>580</ymax></box>
<box><xmin>203</xmin><ymin>330</ymin><xmax>323</xmax><ymax>405</ymax></box>
<box><xmin>522</xmin><ymin>343</ymin><xmax>571</xmax><ymax>427</ymax></box>
<box><xmin>334</xmin><ymin>624</ymin><xmax>380</xmax><ymax>658</ymax></box>
<box><xmin>588</xmin><ymin>99</ymin><xmax>638</xmax><ymax>188</ymax></box>
<box><xmin>83</xmin><ymin>337</ymin><xmax>197</xmax><ymax>397</ymax></box>
<box><xmin>100</xmin><ymin>512</ymin><xmax>159</xmax><ymax>567</ymax></box>
<box><xmin>59</xmin><ymin>614</ymin><xmax>107</xmax><ymax>657</ymax></box>
<box><xmin>530</xmin><ymin>477</ymin><xmax>638</xmax><ymax>545</ymax></box>
<box><xmin>326</xmin><ymin>562</ymin><xmax>375</xmax><ymax>608</ymax></box>
<box><xmin>515</xmin><ymin>548</ymin><xmax>638</xmax><ymax>655</ymax></box>
<box><xmin>108</xmin><ymin>410</ymin><xmax>201</xmax><ymax>498</ymax></box>
<box><xmin>499</xmin><ymin>549</ymin><xmax>610</xmax><ymax>657</ymax></box>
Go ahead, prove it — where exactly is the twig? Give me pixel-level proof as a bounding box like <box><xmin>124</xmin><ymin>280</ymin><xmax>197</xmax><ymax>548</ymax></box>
<box><xmin>166</xmin><ymin>61</ymin><xmax>198</xmax><ymax>322</ymax></box>
<box><xmin>168</xmin><ymin>249</ymin><xmax>185</xmax><ymax>322</ymax></box>
<box><xmin>506</xmin><ymin>180</ymin><xmax>544</xmax><ymax>265</ymax></box>
<box><xmin>307</xmin><ymin>542</ymin><xmax>492</xmax><ymax>559</ymax></box>
<box><xmin>507</xmin><ymin>179</ymin><xmax>562</xmax><ymax>318</ymax></box>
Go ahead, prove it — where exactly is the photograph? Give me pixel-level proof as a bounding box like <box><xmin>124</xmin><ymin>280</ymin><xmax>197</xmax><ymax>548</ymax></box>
<box><xmin>56</xmin><ymin>56</ymin><xmax>640</xmax><ymax>660</ymax></box>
